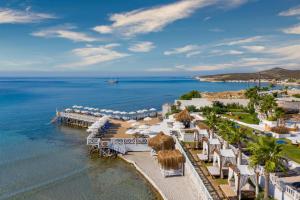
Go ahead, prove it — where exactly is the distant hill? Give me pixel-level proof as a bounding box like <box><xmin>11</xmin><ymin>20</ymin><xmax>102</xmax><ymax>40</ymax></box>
<box><xmin>197</xmin><ymin>68</ymin><xmax>300</xmax><ymax>82</ymax></box>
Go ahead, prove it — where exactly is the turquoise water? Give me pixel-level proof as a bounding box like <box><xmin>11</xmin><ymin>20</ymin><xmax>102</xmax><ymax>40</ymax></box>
<box><xmin>0</xmin><ymin>77</ymin><xmax>260</xmax><ymax>200</ymax></box>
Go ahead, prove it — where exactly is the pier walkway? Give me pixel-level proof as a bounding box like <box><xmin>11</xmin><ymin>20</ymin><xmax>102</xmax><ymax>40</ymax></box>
<box><xmin>122</xmin><ymin>152</ymin><xmax>201</xmax><ymax>200</ymax></box>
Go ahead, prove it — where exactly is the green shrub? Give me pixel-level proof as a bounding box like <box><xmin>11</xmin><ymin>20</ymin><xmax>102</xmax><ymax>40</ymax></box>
<box><xmin>180</xmin><ymin>90</ymin><xmax>201</xmax><ymax>100</ymax></box>
<box><xmin>293</xmin><ymin>94</ymin><xmax>300</xmax><ymax>98</ymax></box>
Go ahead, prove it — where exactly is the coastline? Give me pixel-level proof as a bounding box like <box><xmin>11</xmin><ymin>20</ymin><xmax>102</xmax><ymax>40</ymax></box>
<box><xmin>195</xmin><ymin>78</ymin><xmax>300</xmax><ymax>86</ymax></box>
<box><xmin>119</xmin><ymin>155</ymin><xmax>166</xmax><ymax>200</ymax></box>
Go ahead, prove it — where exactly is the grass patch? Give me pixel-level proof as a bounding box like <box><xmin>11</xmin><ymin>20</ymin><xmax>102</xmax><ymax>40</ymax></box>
<box><xmin>224</xmin><ymin>112</ymin><xmax>260</xmax><ymax>124</ymax></box>
<box><xmin>280</xmin><ymin>139</ymin><xmax>300</xmax><ymax>163</ymax></box>
<box><xmin>215</xmin><ymin>178</ymin><xmax>228</xmax><ymax>185</ymax></box>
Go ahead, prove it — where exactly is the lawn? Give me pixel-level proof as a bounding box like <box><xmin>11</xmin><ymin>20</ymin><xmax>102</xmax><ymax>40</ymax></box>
<box><xmin>281</xmin><ymin>139</ymin><xmax>300</xmax><ymax>163</ymax></box>
<box><xmin>224</xmin><ymin>112</ymin><xmax>260</xmax><ymax>124</ymax></box>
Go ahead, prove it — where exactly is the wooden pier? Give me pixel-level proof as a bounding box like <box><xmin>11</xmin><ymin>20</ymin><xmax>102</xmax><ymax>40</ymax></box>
<box><xmin>55</xmin><ymin>111</ymin><xmax>150</xmax><ymax>157</ymax></box>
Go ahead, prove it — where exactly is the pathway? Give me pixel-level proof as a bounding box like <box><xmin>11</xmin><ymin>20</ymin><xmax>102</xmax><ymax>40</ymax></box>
<box><xmin>121</xmin><ymin>152</ymin><xmax>201</xmax><ymax>200</ymax></box>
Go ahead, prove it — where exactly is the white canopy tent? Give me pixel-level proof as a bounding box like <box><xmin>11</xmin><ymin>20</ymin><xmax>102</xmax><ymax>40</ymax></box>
<box><xmin>228</xmin><ymin>165</ymin><xmax>257</xmax><ymax>200</ymax></box>
<box><xmin>201</xmin><ymin>138</ymin><xmax>221</xmax><ymax>161</ymax></box>
<box><xmin>213</xmin><ymin>149</ymin><xmax>236</xmax><ymax>178</ymax></box>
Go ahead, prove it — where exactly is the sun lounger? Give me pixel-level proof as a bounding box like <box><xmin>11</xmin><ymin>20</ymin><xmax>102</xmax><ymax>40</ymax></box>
<box><xmin>219</xmin><ymin>184</ymin><xmax>237</xmax><ymax>200</ymax></box>
<box><xmin>197</xmin><ymin>153</ymin><xmax>208</xmax><ymax>161</ymax></box>
<box><xmin>207</xmin><ymin>166</ymin><xmax>220</xmax><ymax>176</ymax></box>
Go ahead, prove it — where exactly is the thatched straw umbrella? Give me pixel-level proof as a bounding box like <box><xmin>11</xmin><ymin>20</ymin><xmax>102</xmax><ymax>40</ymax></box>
<box><xmin>158</xmin><ymin>150</ymin><xmax>185</xmax><ymax>171</ymax></box>
<box><xmin>148</xmin><ymin>132</ymin><xmax>175</xmax><ymax>152</ymax></box>
<box><xmin>175</xmin><ymin>109</ymin><xmax>192</xmax><ymax>128</ymax></box>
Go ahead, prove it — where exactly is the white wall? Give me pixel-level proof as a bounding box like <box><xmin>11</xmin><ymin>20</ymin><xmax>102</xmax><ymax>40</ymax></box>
<box><xmin>176</xmin><ymin>98</ymin><xmax>249</xmax><ymax>110</ymax></box>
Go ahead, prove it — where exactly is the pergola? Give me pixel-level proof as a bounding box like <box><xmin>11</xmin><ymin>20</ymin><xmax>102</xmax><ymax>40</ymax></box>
<box><xmin>198</xmin><ymin>137</ymin><xmax>221</xmax><ymax>161</ymax></box>
<box><xmin>212</xmin><ymin>149</ymin><xmax>236</xmax><ymax>178</ymax></box>
<box><xmin>227</xmin><ymin>164</ymin><xmax>257</xmax><ymax>200</ymax></box>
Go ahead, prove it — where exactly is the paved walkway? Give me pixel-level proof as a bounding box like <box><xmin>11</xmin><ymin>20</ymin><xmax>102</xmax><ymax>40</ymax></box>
<box><xmin>121</xmin><ymin>152</ymin><xmax>201</xmax><ymax>200</ymax></box>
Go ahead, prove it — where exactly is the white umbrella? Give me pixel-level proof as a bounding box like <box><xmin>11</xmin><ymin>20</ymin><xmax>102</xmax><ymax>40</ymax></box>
<box><xmin>126</xmin><ymin>129</ymin><xmax>137</xmax><ymax>134</ymax></box>
<box><xmin>127</xmin><ymin>119</ymin><xmax>137</xmax><ymax>123</ymax></box>
<box><xmin>77</xmin><ymin>106</ymin><xmax>83</xmax><ymax>109</ymax></box>
<box><xmin>131</xmin><ymin>122</ymin><xmax>140</xmax><ymax>127</ymax></box>
<box><xmin>138</xmin><ymin>124</ymin><xmax>149</xmax><ymax>129</ymax></box>
<box><xmin>140</xmin><ymin>129</ymin><xmax>151</xmax><ymax>135</ymax></box>
<box><xmin>120</xmin><ymin>111</ymin><xmax>127</xmax><ymax>115</ymax></box>
<box><xmin>100</xmin><ymin>109</ymin><xmax>106</xmax><ymax>112</ymax></box>
<box><xmin>149</xmin><ymin>108</ymin><xmax>156</xmax><ymax>111</ymax></box>
<box><xmin>144</xmin><ymin>117</ymin><xmax>152</xmax><ymax>121</ymax></box>
<box><xmin>129</xmin><ymin>111</ymin><xmax>136</xmax><ymax>115</ymax></box>
<box><xmin>72</xmin><ymin>105</ymin><xmax>78</xmax><ymax>108</ymax></box>
<box><xmin>142</xmin><ymin>109</ymin><xmax>148</xmax><ymax>112</ymax></box>
<box><xmin>65</xmin><ymin>108</ymin><xmax>72</xmax><ymax>112</ymax></box>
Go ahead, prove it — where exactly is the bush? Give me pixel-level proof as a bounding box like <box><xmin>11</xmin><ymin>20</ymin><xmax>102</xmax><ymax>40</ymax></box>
<box><xmin>186</xmin><ymin>105</ymin><xmax>200</xmax><ymax>112</ymax></box>
<box><xmin>271</xmin><ymin>126</ymin><xmax>289</xmax><ymax>134</ymax></box>
<box><xmin>293</xmin><ymin>94</ymin><xmax>300</xmax><ymax>98</ymax></box>
<box><xmin>180</xmin><ymin>90</ymin><xmax>201</xmax><ymax>100</ymax></box>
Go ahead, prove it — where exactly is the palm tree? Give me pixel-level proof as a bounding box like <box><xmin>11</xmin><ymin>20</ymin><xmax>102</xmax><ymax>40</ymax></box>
<box><xmin>274</xmin><ymin>107</ymin><xmax>285</xmax><ymax>126</ymax></box>
<box><xmin>247</xmin><ymin>137</ymin><xmax>287</xmax><ymax>200</ymax></box>
<box><xmin>204</xmin><ymin>112</ymin><xmax>219</xmax><ymax>138</ymax></box>
<box><xmin>259</xmin><ymin>95</ymin><xmax>277</xmax><ymax>119</ymax></box>
<box><xmin>227</xmin><ymin>126</ymin><xmax>246</xmax><ymax>166</ymax></box>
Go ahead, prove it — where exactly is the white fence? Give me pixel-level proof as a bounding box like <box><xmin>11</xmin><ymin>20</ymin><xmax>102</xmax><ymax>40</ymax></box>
<box><xmin>174</xmin><ymin>136</ymin><xmax>214</xmax><ymax>200</ymax></box>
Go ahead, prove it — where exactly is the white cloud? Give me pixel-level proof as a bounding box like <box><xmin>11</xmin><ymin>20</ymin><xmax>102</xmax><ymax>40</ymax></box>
<box><xmin>93</xmin><ymin>0</ymin><xmax>216</xmax><ymax>37</ymax></box>
<box><xmin>282</xmin><ymin>24</ymin><xmax>300</xmax><ymax>35</ymax></box>
<box><xmin>218</xmin><ymin>36</ymin><xmax>263</xmax><ymax>46</ymax></box>
<box><xmin>164</xmin><ymin>44</ymin><xmax>201</xmax><ymax>57</ymax></box>
<box><xmin>0</xmin><ymin>7</ymin><xmax>56</xmax><ymax>24</ymax></box>
<box><xmin>241</xmin><ymin>45</ymin><xmax>265</xmax><ymax>52</ymax></box>
<box><xmin>128</xmin><ymin>41</ymin><xmax>155</xmax><ymax>52</ymax></box>
<box><xmin>210</xmin><ymin>49</ymin><xmax>243</xmax><ymax>56</ymax></box>
<box><xmin>268</xmin><ymin>44</ymin><xmax>300</xmax><ymax>62</ymax></box>
<box><xmin>279</xmin><ymin>5</ymin><xmax>300</xmax><ymax>16</ymax></box>
<box><xmin>63</xmin><ymin>44</ymin><xmax>129</xmax><ymax>67</ymax></box>
<box><xmin>32</xmin><ymin>25</ymin><xmax>101</xmax><ymax>42</ymax></box>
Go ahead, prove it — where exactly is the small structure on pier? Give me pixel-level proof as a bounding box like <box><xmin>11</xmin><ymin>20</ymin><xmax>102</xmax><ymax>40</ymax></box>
<box><xmin>157</xmin><ymin>150</ymin><xmax>185</xmax><ymax>177</ymax></box>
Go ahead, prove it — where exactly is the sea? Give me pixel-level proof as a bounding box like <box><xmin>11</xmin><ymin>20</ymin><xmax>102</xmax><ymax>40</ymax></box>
<box><xmin>0</xmin><ymin>77</ymin><xmax>264</xmax><ymax>200</ymax></box>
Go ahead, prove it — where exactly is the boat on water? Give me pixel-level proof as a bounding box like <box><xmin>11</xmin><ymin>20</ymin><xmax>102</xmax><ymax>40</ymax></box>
<box><xmin>106</xmin><ymin>79</ymin><xmax>119</xmax><ymax>84</ymax></box>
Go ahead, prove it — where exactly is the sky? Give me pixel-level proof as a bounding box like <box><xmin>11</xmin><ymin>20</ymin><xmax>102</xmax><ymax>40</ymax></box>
<box><xmin>0</xmin><ymin>0</ymin><xmax>300</xmax><ymax>77</ymax></box>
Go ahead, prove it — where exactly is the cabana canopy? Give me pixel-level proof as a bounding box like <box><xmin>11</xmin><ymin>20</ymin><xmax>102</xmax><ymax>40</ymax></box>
<box><xmin>213</xmin><ymin>149</ymin><xmax>236</xmax><ymax>167</ymax></box>
<box><xmin>148</xmin><ymin>132</ymin><xmax>175</xmax><ymax>152</ymax></box>
<box><xmin>175</xmin><ymin>109</ymin><xmax>192</xmax><ymax>123</ymax></box>
<box><xmin>203</xmin><ymin>137</ymin><xmax>221</xmax><ymax>155</ymax></box>
<box><xmin>157</xmin><ymin>150</ymin><xmax>185</xmax><ymax>170</ymax></box>
<box><xmin>228</xmin><ymin>164</ymin><xmax>256</xmax><ymax>194</ymax></box>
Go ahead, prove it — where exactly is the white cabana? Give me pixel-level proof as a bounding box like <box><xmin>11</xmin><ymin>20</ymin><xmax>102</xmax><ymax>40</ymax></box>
<box><xmin>228</xmin><ymin>165</ymin><xmax>257</xmax><ymax>200</ymax></box>
<box><xmin>201</xmin><ymin>138</ymin><xmax>221</xmax><ymax>161</ymax></box>
<box><xmin>212</xmin><ymin>149</ymin><xmax>236</xmax><ymax>178</ymax></box>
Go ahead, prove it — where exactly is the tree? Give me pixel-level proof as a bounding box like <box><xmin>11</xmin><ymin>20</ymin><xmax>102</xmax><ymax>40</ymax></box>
<box><xmin>204</xmin><ymin>112</ymin><xmax>219</xmax><ymax>138</ymax></box>
<box><xmin>245</xmin><ymin>86</ymin><xmax>261</xmax><ymax>113</ymax></box>
<box><xmin>180</xmin><ymin>90</ymin><xmax>201</xmax><ymax>100</ymax></box>
<box><xmin>227</xmin><ymin>126</ymin><xmax>246</xmax><ymax>167</ymax></box>
<box><xmin>247</xmin><ymin>137</ymin><xmax>287</xmax><ymax>200</ymax></box>
<box><xmin>259</xmin><ymin>95</ymin><xmax>277</xmax><ymax>118</ymax></box>
<box><xmin>274</xmin><ymin>107</ymin><xmax>285</xmax><ymax>126</ymax></box>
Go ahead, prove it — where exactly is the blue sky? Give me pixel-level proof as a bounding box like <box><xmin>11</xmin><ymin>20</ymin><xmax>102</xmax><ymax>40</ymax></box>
<box><xmin>0</xmin><ymin>0</ymin><xmax>300</xmax><ymax>76</ymax></box>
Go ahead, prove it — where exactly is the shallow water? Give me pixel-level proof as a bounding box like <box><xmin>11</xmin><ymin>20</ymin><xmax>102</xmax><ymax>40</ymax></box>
<box><xmin>0</xmin><ymin>77</ymin><xmax>262</xmax><ymax>200</ymax></box>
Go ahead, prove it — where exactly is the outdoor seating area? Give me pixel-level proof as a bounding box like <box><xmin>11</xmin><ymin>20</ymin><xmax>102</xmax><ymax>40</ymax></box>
<box><xmin>67</xmin><ymin>105</ymin><xmax>158</xmax><ymax>120</ymax></box>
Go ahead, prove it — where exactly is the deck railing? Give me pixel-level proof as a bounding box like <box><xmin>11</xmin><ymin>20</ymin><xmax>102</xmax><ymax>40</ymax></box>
<box><xmin>174</xmin><ymin>136</ymin><xmax>216</xmax><ymax>200</ymax></box>
<box><xmin>285</xmin><ymin>185</ymin><xmax>300</xmax><ymax>200</ymax></box>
